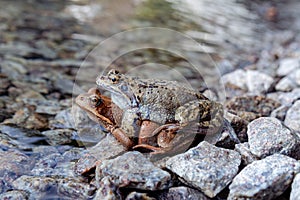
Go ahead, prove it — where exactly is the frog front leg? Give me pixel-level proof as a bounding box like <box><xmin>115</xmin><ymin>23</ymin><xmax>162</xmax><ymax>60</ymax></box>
<box><xmin>119</xmin><ymin>107</ymin><xmax>142</xmax><ymax>144</ymax></box>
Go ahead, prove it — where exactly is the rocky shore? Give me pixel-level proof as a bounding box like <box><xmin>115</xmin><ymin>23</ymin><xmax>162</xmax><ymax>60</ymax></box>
<box><xmin>0</xmin><ymin>0</ymin><xmax>300</xmax><ymax>199</ymax></box>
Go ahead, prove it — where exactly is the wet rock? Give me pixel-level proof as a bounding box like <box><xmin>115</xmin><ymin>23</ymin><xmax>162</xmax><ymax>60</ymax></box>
<box><xmin>22</xmin><ymin>99</ymin><xmax>63</xmax><ymax>115</ymax></box>
<box><xmin>268</xmin><ymin>88</ymin><xmax>300</xmax><ymax>106</ymax></box>
<box><xmin>284</xmin><ymin>100</ymin><xmax>300</xmax><ymax>132</ymax></box>
<box><xmin>62</xmin><ymin>147</ymin><xmax>86</xmax><ymax>162</ymax></box>
<box><xmin>96</xmin><ymin>151</ymin><xmax>171</xmax><ymax>190</ymax></box>
<box><xmin>32</xmin><ymin>145</ymin><xmax>59</xmax><ymax>157</ymax></box>
<box><xmin>52</xmin><ymin>74</ymin><xmax>74</xmax><ymax>95</ymax></box>
<box><xmin>0</xmin><ymin>190</ymin><xmax>29</xmax><ymax>200</ymax></box>
<box><xmin>126</xmin><ymin>191</ymin><xmax>155</xmax><ymax>200</ymax></box>
<box><xmin>41</xmin><ymin>129</ymin><xmax>74</xmax><ymax>146</ymax></box>
<box><xmin>159</xmin><ymin>186</ymin><xmax>209</xmax><ymax>200</ymax></box>
<box><xmin>225</xmin><ymin>95</ymin><xmax>281</xmax><ymax>119</ymax></box>
<box><xmin>75</xmin><ymin>134</ymin><xmax>125</xmax><ymax>175</ymax></box>
<box><xmin>49</xmin><ymin>108</ymin><xmax>75</xmax><ymax>129</ymax></box>
<box><xmin>166</xmin><ymin>141</ymin><xmax>241</xmax><ymax>198</ymax></box>
<box><xmin>221</xmin><ymin>69</ymin><xmax>247</xmax><ymax>90</ymax></box>
<box><xmin>224</xmin><ymin>111</ymin><xmax>248</xmax><ymax>142</ymax></box>
<box><xmin>1</xmin><ymin>59</ymin><xmax>28</xmax><ymax>79</ymax></box>
<box><xmin>277</xmin><ymin>58</ymin><xmax>300</xmax><ymax>76</ymax></box>
<box><xmin>93</xmin><ymin>177</ymin><xmax>121</xmax><ymax>200</ymax></box>
<box><xmin>290</xmin><ymin>173</ymin><xmax>300</xmax><ymax>200</ymax></box>
<box><xmin>221</xmin><ymin>70</ymin><xmax>274</xmax><ymax>94</ymax></box>
<box><xmin>234</xmin><ymin>142</ymin><xmax>258</xmax><ymax>165</ymax></box>
<box><xmin>12</xmin><ymin>175</ymin><xmax>57</xmax><ymax>199</ymax></box>
<box><xmin>270</xmin><ymin>105</ymin><xmax>289</xmax><ymax>121</ymax></box>
<box><xmin>247</xmin><ymin>117</ymin><xmax>300</xmax><ymax>159</ymax></box>
<box><xmin>275</xmin><ymin>76</ymin><xmax>297</xmax><ymax>91</ymax></box>
<box><xmin>228</xmin><ymin>154</ymin><xmax>300</xmax><ymax>200</ymax></box>
<box><xmin>57</xmin><ymin>178</ymin><xmax>96</xmax><ymax>199</ymax></box>
<box><xmin>4</xmin><ymin>106</ymin><xmax>48</xmax><ymax>130</ymax></box>
<box><xmin>0</xmin><ymin>149</ymin><xmax>33</xmax><ymax>181</ymax></box>
<box><xmin>246</xmin><ymin>70</ymin><xmax>274</xmax><ymax>94</ymax></box>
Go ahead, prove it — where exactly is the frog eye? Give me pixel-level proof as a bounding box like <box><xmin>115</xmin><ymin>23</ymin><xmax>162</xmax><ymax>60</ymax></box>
<box><xmin>109</xmin><ymin>74</ymin><xmax>120</xmax><ymax>84</ymax></box>
<box><xmin>90</xmin><ymin>96</ymin><xmax>102</xmax><ymax>107</ymax></box>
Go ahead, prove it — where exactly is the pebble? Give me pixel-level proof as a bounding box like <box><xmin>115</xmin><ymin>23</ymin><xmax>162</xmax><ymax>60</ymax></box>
<box><xmin>268</xmin><ymin>88</ymin><xmax>300</xmax><ymax>106</ymax></box>
<box><xmin>247</xmin><ymin>117</ymin><xmax>300</xmax><ymax>159</ymax></box>
<box><xmin>93</xmin><ymin>177</ymin><xmax>121</xmax><ymax>200</ymax></box>
<box><xmin>246</xmin><ymin>70</ymin><xmax>274</xmax><ymax>94</ymax></box>
<box><xmin>166</xmin><ymin>141</ymin><xmax>241</xmax><ymax>198</ymax></box>
<box><xmin>57</xmin><ymin>178</ymin><xmax>96</xmax><ymax>199</ymax></box>
<box><xmin>0</xmin><ymin>190</ymin><xmax>29</xmax><ymax>200</ymax></box>
<box><xmin>12</xmin><ymin>175</ymin><xmax>57</xmax><ymax>199</ymax></box>
<box><xmin>277</xmin><ymin>58</ymin><xmax>300</xmax><ymax>76</ymax></box>
<box><xmin>234</xmin><ymin>142</ymin><xmax>258</xmax><ymax>165</ymax></box>
<box><xmin>74</xmin><ymin>134</ymin><xmax>126</xmax><ymax>175</ymax></box>
<box><xmin>275</xmin><ymin>76</ymin><xmax>297</xmax><ymax>91</ymax></box>
<box><xmin>228</xmin><ymin>154</ymin><xmax>300</xmax><ymax>200</ymax></box>
<box><xmin>159</xmin><ymin>186</ymin><xmax>209</xmax><ymax>200</ymax></box>
<box><xmin>49</xmin><ymin>108</ymin><xmax>75</xmax><ymax>129</ymax></box>
<box><xmin>41</xmin><ymin>129</ymin><xmax>74</xmax><ymax>146</ymax></box>
<box><xmin>221</xmin><ymin>69</ymin><xmax>247</xmax><ymax>90</ymax></box>
<box><xmin>290</xmin><ymin>173</ymin><xmax>300</xmax><ymax>200</ymax></box>
<box><xmin>125</xmin><ymin>191</ymin><xmax>155</xmax><ymax>200</ymax></box>
<box><xmin>284</xmin><ymin>100</ymin><xmax>300</xmax><ymax>132</ymax></box>
<box><xmin>96</xmin><ymin>151</ymin><xmax>171</xmax><ymax>190</ymax></box>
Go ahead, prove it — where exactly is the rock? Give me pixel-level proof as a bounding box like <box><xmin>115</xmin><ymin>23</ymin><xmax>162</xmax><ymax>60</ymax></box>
<box><xmin>96</xmin><ymin>151</ymin><xmax>171</xmax><ymax>190</ymax></box>
<box><xmin>0</xmin><ymin>150</ymin><xmax>33</xmax><ymax>181</ymax></box>
<box><xmin>221</xmin><ymin>69</ymin><xmax>247</xmax><ymax>90</ymax></box>
<box><xmin>75</xmin><ymin>134</ymin><xmax>126</xmax><ymax>175</ymax></box>
<box><xmin>277</xmin><ymin>58</ymin><xmax>300</xmax><ymax>76</ymax></box>
<box><xmin>125</xmin><ymin>191</ymin><xmax>155</xmax><ymax>200</ymax></box>
<box><xmin>247</xmin><ymin>117</ymin><xmax>300</xmax><ymax>159</ymax></box>
<box><xmin>270</xmin><ymin>105</ymin><xmax>289</xmax><ymax>121</ymax></box>
<box><xmin>62</xmin><ymin>147</ymin><xmax>86</xmax><ymax>162</ymax></box>
<box><xmin>57</xmin><ymin>178</ymin><xmax>96</xmax><ymax>199</ymax></box>
<box><xmin>272</xmin><ymin>88</ymin><xmax>300</xmax><ymax>106</ymax></box>
<box><xmin>21</xmin><ymin>99</ymin><xmax>63</xmax><ymax>115</ymax></box>
<box><xmin>0</xmin><ymin>190</ymin><xmax>29</xmax><ymax>200</ymax></box>
<box><xmin>12</xmin><ymin>175</ymin><xmax>57</xmax><ymax>199</ymax></box>
<box><xmin>290</xmin><ymin>173</ymin><xmax>300</xmax><ymax>200</ymax></box>
<box><xmin>246</xmin><ymin>70</ymin><xmax>274</xmax><ymax>94</ymax></box>
<box><xmin>158</xmin><ymin>186</ymin><xmax>209</xmax><ymax>200</ymax></box>
<box><xmin>224</xmin><ymin>111</ymin><xmax>248</xmax><ymax>142</ymax></box>
<box><xmin>49</xmin><ymin>108</ymin><xmax>76</xmax><ymax>129</ymax></box>
<box><xmin>166</xmin><ymin>141</ymin><xmax>241</xmax><ymax>198</ymax></box>
<box><xmin>41</xmin><ymin>129</ymin><xmax>74</xmax><ymax>146</ymax></box>
<box><xmin>234</xmin><ymin>142</ymin><xmax>258</xmax><ymax>165</ymax></box>
<box><xmin>93</xmin><ymin>177</ymin><xmax>121</xmax><ymax>200</ymax></box>
<box><xmin>284</xmin><ymin>100</ymin><xmax>300</xmax><ymax>132</ymax></box>
<box><xmin>275</xmin><ymin>76</ymin><xmax>297</xmax><ymax>91</ymax></box>
<box><xmin>4</xmin><ymin>106</ymin><xmax>48</xmax><ymax>130</ymax></box>
<box><xmin>228</xmin><ymin>154</ymin><xmax>300</xmax><ymax>200</ymax></box>
<box><xmin>225</xmin><ymin>95</ymin><xmax>281</xmax><ymax>119</ymax></box>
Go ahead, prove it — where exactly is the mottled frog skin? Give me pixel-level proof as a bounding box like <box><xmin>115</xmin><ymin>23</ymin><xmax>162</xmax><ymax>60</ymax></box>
<box><xmin>96</xmin><ymin>69</ymin><xmax>224</xmax><ymax>140</ymax></box>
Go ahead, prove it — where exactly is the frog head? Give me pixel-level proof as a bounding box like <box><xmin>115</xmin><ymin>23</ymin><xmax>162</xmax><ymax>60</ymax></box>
<box><xmin>96</xmin><ymin>69</ymin><xmax>138</xmax><ymax>109</ymax></box>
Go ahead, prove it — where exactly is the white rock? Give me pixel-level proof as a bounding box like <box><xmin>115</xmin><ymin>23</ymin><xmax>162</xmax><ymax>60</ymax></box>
<box><xmin>246</xmin><ymin>70</ymin><xmax>274</xmax><ymax>94</ymax></box>
<box><xmin>284</xmin><ymin>100</ymin><xmax>300</xmax><ymax>132</ymax></box>
<box><xmin>275</xmin><ymin>76</ymin><xmax>296</xmax><ymax>91</ymax></box>
<box><xmin>221</xmin><ymin>69</ymin><xmax>247</xmax><ymax>90</ymax></box>
<box><xmin>277</xmin><ymin>58</ymin><xmax>299</xmax><ymax>76</ymax></box>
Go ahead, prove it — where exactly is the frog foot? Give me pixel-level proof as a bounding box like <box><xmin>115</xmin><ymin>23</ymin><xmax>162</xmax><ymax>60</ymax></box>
<box><xmin>150</xmin><ymin>123</ymin><xmax>181</xmax><ymax>137</ymax></box>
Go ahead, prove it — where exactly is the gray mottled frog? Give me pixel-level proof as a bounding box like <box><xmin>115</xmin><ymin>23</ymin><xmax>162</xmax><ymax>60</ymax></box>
<box><xmin>96</xmin><ymin>69</ymin><xmax>224</xmax><ymax>152</ymax></box>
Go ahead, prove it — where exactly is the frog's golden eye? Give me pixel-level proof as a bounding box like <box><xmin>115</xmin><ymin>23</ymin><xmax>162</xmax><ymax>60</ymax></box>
<box><xmin>89</xmin><ymin>96</ymin><xmax>102</xmax><ymax>107</ymax></box>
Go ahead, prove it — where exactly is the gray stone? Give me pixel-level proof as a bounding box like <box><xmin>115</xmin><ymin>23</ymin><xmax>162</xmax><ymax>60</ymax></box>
<box><xmin>270</xmin><ymin>105</ymin><xmax>289</xmax><ymax>121</ymax></box>
<box><xmin>12</xmin><ymin>175</ymin><xmax>57</xmax><ymax>199</ymax></box>
<box><xmin>290</xmin><ymin>173</ymin><xmax>300</xmax><ymax>200</ymax></box>
<box><xmin>277</xmin><ymin>88</ymin><xmax>300</xmax><ymax>106</ymax></box>
<box><xmin>166</xmin><ymin>141</ymin><xmax>241</xmax><ymax>198</ymax></box>
<box><xmin>41</xmin><ymin>129</ymin><xmax>74</xmax><ymax>145</ymax></box>
<box><xmin>275</xmin><ymin>76</ymin><xmax>296</xmax><ymax>91</ymax></box>
<box><xmin>246</xmin><ymin>70</ymin><xmax>274</xmax><ymax>94</ymax></box>
<box><xmin>234</xmin><ymin>142</ymin><xmax>258</xmax><ymax>165</ymax></box>
<box><xmin>159</xmin><ymin>186</ymin><xmax>209</xmax><ymax>200</ymax></box>
<box><xmin>221</xmin><ymin>69</ymin><xmax>247</xmax><ymax>90</ymax></box>
<box><xmin>22</xmin><ymin>99</ymin><xmax>63</xmax><ymax>115</ymax></box>
<box><xmin>248</xmin><ymin>117</ymin><xmax>300</xmax><ymax>159</ymax></box>
<box><xmin>74</xmin><ymin>134</ymin><xmax>126</xmax><ymax>175</ymax></box>
<box><xmin>228</xmin><ymin>154</ymin><xmax>300</xmax><ymax>200</ymax></box>
<box><xmin>277</xmin><ymin>58</ymin><xmax>300</xmax><ymax>76</ymax></box>
<box><xmin>0</xmin><ymin>190</ymin><xmax>29</xmax><ymax>200</ymax></box>
<box><xmin>57</xmin><ymin>178</ymin><xmax>96</xmax><ymax>199</ymax></box>
<box><xmin>93</xmin><ymin>177</ymin><xmax>121</xmax><ymax>200</ymax></box>
<box><xmin>285</xmin><ymin>100</ymin><xmax>300</xmax><ymax>132</ymax></box>
<box><xmin>96</xmin><ymin>151</ymin><xmax>171</xmax><ymax>190</ymax></box>
<box><xmin>126</xmin><ymin>191</ymin><xmax>155</xmax><ymax>200</ymax></box>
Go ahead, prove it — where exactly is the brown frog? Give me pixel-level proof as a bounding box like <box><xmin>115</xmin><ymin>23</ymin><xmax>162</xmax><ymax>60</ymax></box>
<box><xmin>75</xmin><ymin>87</ymin><xmax>180</xmax><ymax>151</ymax></box>
<box><xmin>96</xmin><ymin>69</ymin><xmax>224</xmax><ymax>151</ymax></box>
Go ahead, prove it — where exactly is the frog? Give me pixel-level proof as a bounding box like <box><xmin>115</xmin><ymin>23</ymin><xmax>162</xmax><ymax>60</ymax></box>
<box><xmin>96</xmin><ymin>69</ymin><xmax>224</xmax><ymax>152</ymax></box>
